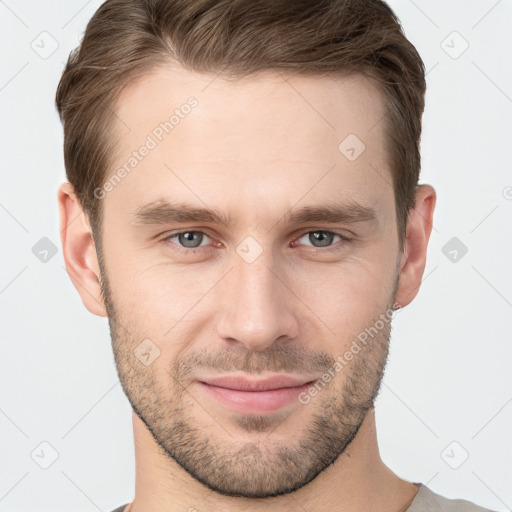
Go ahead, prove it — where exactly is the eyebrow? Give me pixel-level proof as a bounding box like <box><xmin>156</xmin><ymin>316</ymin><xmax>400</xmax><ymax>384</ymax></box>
<box><xmin>130</xmin><ymin>201</ymin><xmax>235</xmax><ymax>228</ymax></box>
<box><xmin>130</xmin><ymin>199</ymin><xmax>377</xmax><ymax>229</ymax></box>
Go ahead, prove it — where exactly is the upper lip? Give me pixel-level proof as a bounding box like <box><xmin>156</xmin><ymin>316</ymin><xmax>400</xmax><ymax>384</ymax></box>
<box><xmin>199</xmin><ymin>374</ymin><xmax>316</xmax><ymax>391</ymax></box>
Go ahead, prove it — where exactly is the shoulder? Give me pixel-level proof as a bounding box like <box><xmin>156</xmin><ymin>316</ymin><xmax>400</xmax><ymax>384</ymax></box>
<box><xmin>110</xmin><ymin>505</ymin><xmax>129</xmax><ymax>512</ymax></box>
<box><xmin>407</xmin><ymin>484</ymin><xmax>498</xmax><ymax>512</ymax></box>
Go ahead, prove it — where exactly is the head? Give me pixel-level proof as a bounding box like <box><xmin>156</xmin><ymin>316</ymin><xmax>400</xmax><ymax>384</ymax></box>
<box><xmin>57</xmin><ymin>0</ymin><xmax>435</xmax><ymax>499</ymax></box>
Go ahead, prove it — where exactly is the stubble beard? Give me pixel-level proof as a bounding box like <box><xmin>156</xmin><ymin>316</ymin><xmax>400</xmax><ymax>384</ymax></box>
<box><xmin>99</xmin><ymin>258</ymin><xmax>397</xmax><ymax>498</ymax></box>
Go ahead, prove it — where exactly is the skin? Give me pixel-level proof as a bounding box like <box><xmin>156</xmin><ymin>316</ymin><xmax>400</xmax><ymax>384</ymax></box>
<box><xmin>58</xmin><ymin>65</ymin><xmax>436</xmax><ymax>512</ymax></box>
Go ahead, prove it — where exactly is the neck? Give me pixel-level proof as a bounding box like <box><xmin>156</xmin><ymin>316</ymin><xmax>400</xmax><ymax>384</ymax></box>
<box><xmin>127</xmin><ymin>408</ymin><xmax>418</xmax><ymax>512</ymax></box>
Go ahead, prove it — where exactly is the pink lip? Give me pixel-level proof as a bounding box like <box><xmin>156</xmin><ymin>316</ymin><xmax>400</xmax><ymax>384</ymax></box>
<box><xmin>196</xmin><ymin>375</ymin><xmax>316</xmax><ymax>414</ymax></box>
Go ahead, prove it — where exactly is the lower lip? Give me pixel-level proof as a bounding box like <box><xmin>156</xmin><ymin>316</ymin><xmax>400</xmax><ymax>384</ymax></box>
<box><xmin>197</xmin><ymin>381</ymin><xmax>314</xmax><ymax>414</ymax></box>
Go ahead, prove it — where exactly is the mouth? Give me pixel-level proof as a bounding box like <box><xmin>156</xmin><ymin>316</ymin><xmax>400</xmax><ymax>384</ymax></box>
<box><xmin>196</xmin><ymin>374</ymin><xmax>316</xmax><ymax>414</ymax></box>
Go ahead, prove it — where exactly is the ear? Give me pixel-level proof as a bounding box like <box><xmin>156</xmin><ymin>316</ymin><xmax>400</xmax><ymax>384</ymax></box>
<box><xmin>58</xmin><ymin>182</ymin><xmax>107</xmax><ymax>317</ymax></box>
<box><xmin>394</xmin><ymin>184</ymin><xmax>436</xmax><ymax>308</ymax></box>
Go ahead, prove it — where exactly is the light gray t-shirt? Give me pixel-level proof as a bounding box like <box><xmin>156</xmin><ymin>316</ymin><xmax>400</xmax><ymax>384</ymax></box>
<box><xmin>406</xmin><ymin>483</ymin><xmax>497</xmax><ymax>511</ymax></box>
<box><xmin>110</xmin><ymin>482</ymin><xmax>498</xmax><ymax>511</ymax></box>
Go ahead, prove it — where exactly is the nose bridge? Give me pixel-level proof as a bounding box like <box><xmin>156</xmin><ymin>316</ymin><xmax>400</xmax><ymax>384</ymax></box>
<box><xmin>215</xmin><ymin>246</ymin><xmax>298</xmax><ymax>351</ymax></box>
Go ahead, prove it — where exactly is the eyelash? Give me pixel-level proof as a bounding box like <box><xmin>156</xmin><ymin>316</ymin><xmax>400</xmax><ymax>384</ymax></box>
<box><xmin>159</xmin><ymin>229</ymin><xmax>351</xmax><ymax>254</ymax></box>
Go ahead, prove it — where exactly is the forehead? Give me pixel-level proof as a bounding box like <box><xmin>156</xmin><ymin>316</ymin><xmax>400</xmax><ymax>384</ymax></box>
<box><xmin>113</xmin><ymin>64</ymin><xmax>387</xmax><ymax>150</ymax></box>
<box><xmin>105</xmin><ymin>64</ymin><xmax>392</xmax><ymax>221</ymax></box>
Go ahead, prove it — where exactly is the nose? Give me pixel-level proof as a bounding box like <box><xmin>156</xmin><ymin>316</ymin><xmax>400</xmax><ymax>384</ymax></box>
<box><xmin>215</xmin><ymin>253</ymin><xmax>299</xmax><ymax>352</ymax></box>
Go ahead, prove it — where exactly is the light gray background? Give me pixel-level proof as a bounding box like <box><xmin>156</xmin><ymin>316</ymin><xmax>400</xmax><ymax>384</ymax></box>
<box><xmin>1</xmin><ymin>1</ymin><xmax>511</xmax><ymax>511</ymax></box>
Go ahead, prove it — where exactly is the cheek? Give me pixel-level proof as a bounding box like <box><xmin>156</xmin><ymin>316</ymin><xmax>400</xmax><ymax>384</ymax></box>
<box><xmin>293</xmin><ymin>255</ymin><xmax>395</xmax><ymax>338</ymax></box>
<box><xmin>105</xmin><ymin>258</ymin><xmax>216</xmax><ymax>368</ymax></box>
<box><xmin>104</xmin><ymin>242</ymin><xmax>202</xmax><ymax>323</ymax></box>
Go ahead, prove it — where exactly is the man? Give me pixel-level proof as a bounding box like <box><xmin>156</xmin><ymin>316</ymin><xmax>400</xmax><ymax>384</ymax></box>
<box><xmin>56</xmin><ymin>1</ymin><xmax>496</xmax><ymax>511</ymax></box>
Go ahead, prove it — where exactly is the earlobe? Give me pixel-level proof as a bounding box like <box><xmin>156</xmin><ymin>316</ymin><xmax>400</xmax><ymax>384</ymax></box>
<box><xmin>58</xmin><ymin>182</ymin><xmax>108</xmax><ymax>317</ymax></box>
<box><xmin>394</xmin><ymin>184</ymin><xmax>436</xmax><ymax>308</ymax></box>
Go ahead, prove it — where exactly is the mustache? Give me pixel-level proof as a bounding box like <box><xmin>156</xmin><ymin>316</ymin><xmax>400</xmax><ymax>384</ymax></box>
<box><xmin>172</xmin><ymin>344</ymin><xmax>336</xmax><ymax>378</ymax></box>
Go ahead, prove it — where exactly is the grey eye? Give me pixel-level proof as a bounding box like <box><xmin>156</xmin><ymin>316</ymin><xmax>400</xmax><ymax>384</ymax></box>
<box><xmin>298</xmin><ymin>231</ymin><xmax>341</xmax><ymax>248</ymax></box>
<box><xmin>176</xmin><ymin>231</ymin><xmax>208</xmax><ymax>248</ymax></box>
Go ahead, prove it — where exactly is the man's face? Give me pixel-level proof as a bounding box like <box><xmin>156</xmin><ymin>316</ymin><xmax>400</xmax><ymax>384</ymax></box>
<box><xmin>97</xmin><ymin>66</ymin><xmax>401</xmax><ymax>498</ymax></box>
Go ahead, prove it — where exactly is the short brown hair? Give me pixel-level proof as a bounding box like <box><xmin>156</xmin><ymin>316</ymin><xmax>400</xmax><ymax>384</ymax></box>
<box><xmin>56</xmin><ymin>0</ymin><xmax>426</xmax><ymax>251</ymax></box>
